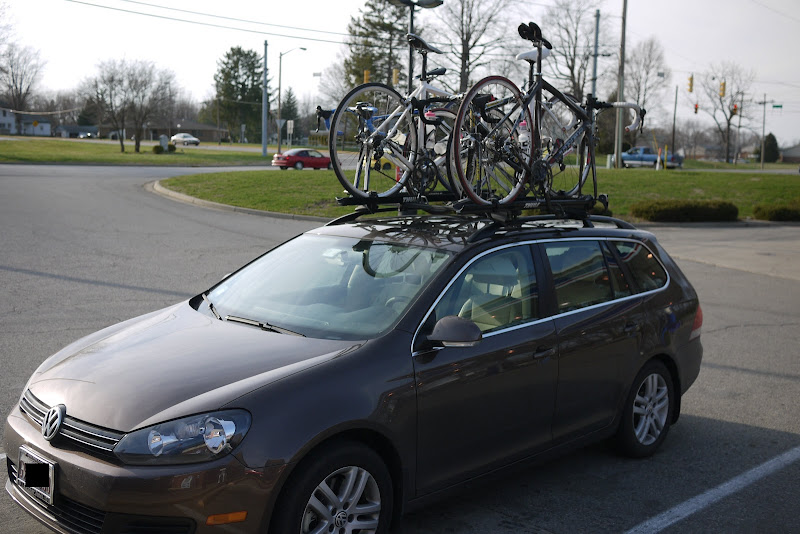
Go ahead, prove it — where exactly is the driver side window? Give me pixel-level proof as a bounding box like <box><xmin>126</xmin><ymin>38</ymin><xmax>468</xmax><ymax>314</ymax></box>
<box><xmin>433</xmin><ymin>247</ymin><xmax>538</xmax><ymax>334</ymax></box>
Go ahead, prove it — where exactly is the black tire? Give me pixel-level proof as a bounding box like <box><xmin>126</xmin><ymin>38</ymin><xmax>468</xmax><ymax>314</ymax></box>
<box><xmin>616</xmin><ymin>360</ymin><xmax>674</xmax><ymax>458</ymax></box>
<box><xmin>294</xmin><ymin>162</ymin><xmax>304</xmax><ymax>170</ymax></box>
<box><xmin>280</xmin><ymin>167</ymin><xmax>288</xmax><ymax>171</ymax></box>
<box><xmin>271</xmin><ymin>441</ymin><xmax>393</xmax><ymax>534</ymax></box>
<box><xmin>327</xmin><ymin>162</ymin><xmax>332</xmax><ymax>170</ymax></box>
<box><xmin>453</xmin><ymin>76</ymin><xmax>530</xmax><ymax>206</ymax></box>
<box><xmin>329</xmin><ymin>82</ymin><xmax>417</xmax><ymax>199</ymax></box>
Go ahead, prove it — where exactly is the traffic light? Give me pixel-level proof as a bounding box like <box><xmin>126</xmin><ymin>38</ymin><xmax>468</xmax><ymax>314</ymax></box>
<box><xmin>364</xmin><ymin>70</ymin><xmax>370</xmax><ymax>83</ymax></box>
<box><xmin>694</xmin><ymin>103</ymin><xmax>698</xmax><ymax>114</ymax></box>
<box><xmin>732</xmin><ymin>104</ymin><xmax>738</xmax><ymax>116</ymax></box>
<box><xmin>719</xmin><ymin>81</ymin><xmax>726</xmax><ymax>97</ymax></box>
<box><xmin>392</xmin><ymin>68</ymin><xmax>399</xmax><ymax>86</ymax></box>
<box><xmin>688</xmin><ymin>75</ymin><xmax>693</xmax><ymax>93</ymax></box>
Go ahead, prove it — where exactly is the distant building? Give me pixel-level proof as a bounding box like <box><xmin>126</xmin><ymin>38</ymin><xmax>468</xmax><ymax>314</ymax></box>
<box><xmin>781</xmin><ymin>144</ymin><xmax>800</xmax><ymax>163</ymax></box>
<box><xmin>55</xmin><ymin>125</ymin><xmax>100</xmax><ymax>138</ymax></box>
<box><xmin>0</xmin><ymin>106</ymin><xmax>51</xmax><ymax>136</ymax></box>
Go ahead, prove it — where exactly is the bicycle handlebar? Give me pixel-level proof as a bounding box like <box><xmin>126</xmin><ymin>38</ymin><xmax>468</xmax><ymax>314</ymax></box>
<box><xmin>586</xmin><ymin>97</ymin><xmax>645</xmax><ymax>132</ymax></box>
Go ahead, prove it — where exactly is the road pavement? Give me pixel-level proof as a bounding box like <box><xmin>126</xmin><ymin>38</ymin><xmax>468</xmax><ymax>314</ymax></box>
<box><xmin>1</xmin><ymin>164</ymin><xmax>798</xmax><ymax>533</ymax></box>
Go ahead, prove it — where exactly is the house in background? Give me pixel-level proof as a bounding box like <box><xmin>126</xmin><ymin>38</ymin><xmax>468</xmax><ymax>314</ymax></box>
<box><xmin>55</xmin><ymin>125</ymin><xmax>100</xmax><ymax>138</ymax></box>
<box><xmin>781</xmin><ymin>144</ymin><xmax>800</xmax><ymax>163</ymax></box>
<box><xmin>0</xmin><ymin>106</ymin><xmax>52</xmax><ymax>136</ymax></box>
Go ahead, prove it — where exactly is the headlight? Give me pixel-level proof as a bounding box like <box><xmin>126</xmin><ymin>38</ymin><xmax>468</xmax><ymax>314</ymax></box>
<box><xmin>114</xmin><ymin>410</ymin><xmax>251</xmax><ymax>465</ymax></box>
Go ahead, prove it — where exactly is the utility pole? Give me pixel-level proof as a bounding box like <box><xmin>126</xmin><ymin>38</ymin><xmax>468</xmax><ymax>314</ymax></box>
<box><xmin>261</xmin><ymin>40</ymin><xmax>268</xmax><ymax>157</ymax></box>
<box><xmin>671</xmin><ymin>85</ymin><xmax>677</xmax><ymax>154</ymax></box>
<box><xmin>613</xmin><ymin>0</ymin><xmax>627</xmax><ymax>168</ymax></box>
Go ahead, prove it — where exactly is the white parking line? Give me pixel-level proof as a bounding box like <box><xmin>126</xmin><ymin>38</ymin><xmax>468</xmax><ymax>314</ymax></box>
<box><xmin>0</xmin><ymin>452</ymin><xmax>5</xmax><ymax>462</ymax></box>
<box><xmin>625</xmin><ymin>445</ymin><xmax>800</xmax><ymax>534</ymax></box>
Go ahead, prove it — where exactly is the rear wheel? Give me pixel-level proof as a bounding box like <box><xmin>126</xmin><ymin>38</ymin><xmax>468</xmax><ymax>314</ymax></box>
<box><xmin>329</xmin><ymin>82</ymin><xmax>417</xmax><ymax>198</ymax></box>
<box><xmin>294</xmin><ymin>162</ymin><xmax>304</xmax><ymax>170</ymax></box>
<box><xmin>616</xmin><ymin>360</ymin><xmax>674</xmax><ymax>458</ymax></box>
<box><xmin>536</xmin><ymin>92</ymin><xmax>594</xmax><ymax>198</ymax></box>
<box><xmin>453</xmin><ymin>76</ymin><xmax>531</xmax><ymax>206</ymax></box>
<box><xmin>271</xmin><ymin>441</ymin><xmax>393</xmax><ymax>534</ymax></box>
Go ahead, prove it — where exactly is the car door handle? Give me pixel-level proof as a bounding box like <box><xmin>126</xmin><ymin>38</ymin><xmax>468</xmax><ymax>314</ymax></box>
<box><xmin>533</xmin><ymin>346</ymin><xmax>556</xmax><ymax>359</ymax></box>
<box><xmin>624</xmin><ymin>322</ymin><xmax>641</xmax><ymax>333</ymax></box>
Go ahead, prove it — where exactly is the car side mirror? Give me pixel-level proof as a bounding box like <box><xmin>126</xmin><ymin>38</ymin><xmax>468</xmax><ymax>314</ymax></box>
<box><xmin>427</xmin><ymin>316</ymin><xmax>482</xmax><ymax>348</ymax></box>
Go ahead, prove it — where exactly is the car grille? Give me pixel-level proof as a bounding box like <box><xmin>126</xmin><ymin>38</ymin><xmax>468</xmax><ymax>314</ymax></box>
<box><xmin>19</xmin><ymin>389</ymin><xmax>124</xmax><ymax>457</ymax></box>
<box><xmin>7</xmin><ymin>456</ymin><xmax>196</xmax><ymax>534</ymax></box>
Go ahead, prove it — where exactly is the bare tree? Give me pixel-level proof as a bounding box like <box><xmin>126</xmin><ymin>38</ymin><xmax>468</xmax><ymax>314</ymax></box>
<box><xmin>0</xmin><ymin>43</ymin><xmax>45</xmax><ymax>131</ymax></box>
<box><xmin>433</xmin><ymin>0</ymin><xmax>514</xmax><ymax>92</ymax></box>
<box><xmin>699</xmin><ymin>61</ymin><xmax>754</xmax><ymax>162</ymax></box>
<box><xmin>625</xmin><ymin>37</ymin><xmax>670</xmax><ymax>143</ymax></box>
<box><xmin>127</xmin><ymin>61</ymin><xmax>174</xmax><ymax>152</ymax></box>
<box><xmin>541</xmin><ymin>0</ymin><xmax>601</xmax><ymax>102</ymax></box>
<box><xmin>87</xmin><ymin>59</ymin><xmax>130</xmax><ymax>152</ymax></box>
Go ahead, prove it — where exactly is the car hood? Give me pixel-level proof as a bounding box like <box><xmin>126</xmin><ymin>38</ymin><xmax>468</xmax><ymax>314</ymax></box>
<box><xmin>26</xmin><ymin>302</ymin><xmax>359</xmax><ymax>432</ymax></box>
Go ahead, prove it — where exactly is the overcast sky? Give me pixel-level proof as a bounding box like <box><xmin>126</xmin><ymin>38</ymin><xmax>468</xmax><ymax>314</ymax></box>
<box><xmin>6</xmin><ymin>0</ymin><xmax>800</xmax><ymax>146</ymax></box>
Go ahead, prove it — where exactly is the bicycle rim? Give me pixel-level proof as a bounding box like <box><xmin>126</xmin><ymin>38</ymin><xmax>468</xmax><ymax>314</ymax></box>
<box><xmin>425</xmin><ymin>108</ymin><xmax>462</xmax><ymax>197</ymax></box>
<box><xmin>329</xmin><ymin>83</ymin><xmax>417</xmax><ymax>198</ymax></box>
<box><xmin>453</xmin><ymin>76</ymin><xmax>530</xmax><ymax>206</ymax></box>
<box><xmin>537</xmin><ymin>93</ymin><xmax>592</xmax><ymax>198</ymax></box>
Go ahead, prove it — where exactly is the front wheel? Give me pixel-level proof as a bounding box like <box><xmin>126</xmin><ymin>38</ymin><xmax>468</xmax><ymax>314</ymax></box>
<box><xmin>616</xmin><ymin>360</ymin><xmax>674</xmax><ymax>458</ymax></box>
<box><xmin>271</xmin><ymin>441</ymin><xmax>393</xmax><ymax>534</ymax></box>
<box><xmin>453</xmin><ymin>76</ymin><xmax>531</xmax><ymax>206</ymax></box>
<box><xmin>329</xmin><ymin>82</ymin><xmax>417</xmax><ymax>198</ymax></box>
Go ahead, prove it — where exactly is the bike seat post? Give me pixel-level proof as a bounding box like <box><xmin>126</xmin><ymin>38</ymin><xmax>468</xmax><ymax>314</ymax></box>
<box><xmin>419</xmin><ymin>49</ymin><xmax>428</xmax><ymax>84</ymax></box>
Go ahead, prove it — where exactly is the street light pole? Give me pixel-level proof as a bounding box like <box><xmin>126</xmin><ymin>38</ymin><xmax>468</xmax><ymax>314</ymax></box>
<box><xmin>387</xmin><ymin>0</ymin><xmax>443</xmax><ymax>93</ymax></box>
<box><xmin>277</xmin><ymin>47</ymin><xmax>306</xmax><ymax>155</ymax></box>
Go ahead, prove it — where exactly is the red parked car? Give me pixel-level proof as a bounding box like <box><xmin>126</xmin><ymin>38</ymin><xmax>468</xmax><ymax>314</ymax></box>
<box><xmin>271</xmin><ymin>148</ymin><xmax>332</xmax><ymax>170</ymax></box>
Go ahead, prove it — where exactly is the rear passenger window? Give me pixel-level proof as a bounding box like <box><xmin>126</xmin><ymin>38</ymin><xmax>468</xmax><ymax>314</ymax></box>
<box><xmin>544</xmin><ymin>241</ymin><xmax>614</xmax><ymax>312</ymax></box>
<box><xmin>611</xmin><ymin>241</ymin><xmax>668</xmax><ymax>292</ymax></box>
<box><xmin>433</xmin><ymin>247</ymin><xmax>539</xmax><ymax>333</ymax></box>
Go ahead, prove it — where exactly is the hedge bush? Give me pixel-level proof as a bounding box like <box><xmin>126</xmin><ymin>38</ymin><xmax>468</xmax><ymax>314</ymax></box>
<box><xmin>152</xmin><ymin>144</ymin><xmax>164</xmax><ymax>154</ymax></box>
<box><xmin>753</xmin><ymin>199</ymin><xmax>800</xmax><ymax>221</ymax></box>
<box><xmin>167</xmin><ymin>143</ymin><xmax>177</xmax><ymax>153</ymax></box>
<box><xmin>630</xmin><ymin>199</ymin><xmax>738</xmax><ymax>222</ymax></box>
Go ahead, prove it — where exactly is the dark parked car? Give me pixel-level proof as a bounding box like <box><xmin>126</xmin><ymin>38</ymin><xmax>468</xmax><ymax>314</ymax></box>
<box><xmin>271</xmin><ymin>148</ymin><xmax>332</xmax><ymax>170</ymax></box>
<box><xmin>4</xmin><ymin>213</ymin><xmax>702</xmax><ymax>534</ymax></box>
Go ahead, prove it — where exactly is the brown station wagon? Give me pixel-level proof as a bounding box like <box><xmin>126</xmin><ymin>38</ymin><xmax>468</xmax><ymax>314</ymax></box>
<box><xmin>4</xmin><ymin>213</ymin><xmax>703</xmax><ymax>533</ymax></box>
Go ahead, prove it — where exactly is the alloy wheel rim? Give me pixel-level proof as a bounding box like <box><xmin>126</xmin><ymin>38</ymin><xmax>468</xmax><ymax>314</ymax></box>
<box><xmin>632</xmin><ymin>373</ymin><xmax>669</xmax><ymax>446</ymax></box>
<box><xmin>301</xmin><ymin>465</ymin><xmax>381</xmax><ymax>534</ymax></box>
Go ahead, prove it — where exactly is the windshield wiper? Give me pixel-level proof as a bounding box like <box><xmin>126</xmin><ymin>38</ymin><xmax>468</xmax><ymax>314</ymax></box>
<box><xmin>225</xmin><ymin>315</ymin><xmax>305</xmax><ymax>337</ymax></box>
<box><xmin>203</xmin><ymin>293</ymin><xmax>222</xmax><ymax>320</ymax></box>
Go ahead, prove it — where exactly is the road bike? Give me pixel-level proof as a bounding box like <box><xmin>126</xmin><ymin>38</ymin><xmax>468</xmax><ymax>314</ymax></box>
<box><xmin>328</xmin><ymin>34</ymin><xmax>462</xmax><ymax>200</ymax></box>
<box><xmin>452</xmin><ymin>22</ymin><xmax>645</xmax><ymax>208</ymax></box>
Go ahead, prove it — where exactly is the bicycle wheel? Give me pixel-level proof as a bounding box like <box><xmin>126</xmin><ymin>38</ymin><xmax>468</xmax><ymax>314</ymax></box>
<box><xmin>329</xmin><ymin>83</ymin><xmax>418</xmax><ymax>199</ymax></box>
<box><xmin>453</xmin><ymin>76</ymin><xmax>531</xmax><ymax>206</ymax></box>
<box><xmin>536</xmin><ymin>92</ymin><xmax>594</xmax><ymax>198</ymax></box>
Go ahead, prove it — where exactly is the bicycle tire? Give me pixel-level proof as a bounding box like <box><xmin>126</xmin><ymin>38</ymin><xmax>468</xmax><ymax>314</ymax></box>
<box><xmin>329</xmin><ymin>83</ymin><xmax>418</xmax><ymax>199</ymax></box>
<box><xmin>453</xmin><ymin>76</ymin><xmax>531</xmax><ymax>206</ymax></box>
<box><xmin>423</xmin><ymin>107</ymin><xmax>463</xmax><ymax>197</ymax></box>
<box><xmin>535</xmin><ymin>92</ymin><xmax>594</xmax><ymax>198</ymax></box>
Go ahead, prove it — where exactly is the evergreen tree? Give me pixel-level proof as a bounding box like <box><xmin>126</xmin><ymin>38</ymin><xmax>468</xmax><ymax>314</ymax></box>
<box><xmin>213</xmin><ymin>47</ymin><xmax>266</xmax><ymax>143</ymax></box>
<box><xmin>755</xmin><ymin>133</ymin><xmax>780</xmax><ymax>163</ymax></box>
<box><xmin>280</xmin><ymin>87</ymin><xmax>299</xmax><ymax>143</ymax></box>
<box><xmin>344</xmin><ymin>0</ymin><xmax>408</xmax><ymax>89</ymax></box>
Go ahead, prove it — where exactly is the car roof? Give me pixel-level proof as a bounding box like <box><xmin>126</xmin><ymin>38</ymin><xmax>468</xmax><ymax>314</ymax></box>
<box><xmin>283</xmin><ymin>148</ymin><xmax>305</xmax><ymax>155</ymax></box>
<box><xmin>308</xmin><ymin>214</ymin><xmax>654</xmax><ymax>253</ymax></box>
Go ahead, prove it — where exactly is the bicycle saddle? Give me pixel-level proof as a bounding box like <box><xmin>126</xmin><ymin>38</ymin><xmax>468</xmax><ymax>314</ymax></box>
<box><xmin>407</xmin><ymin>33</ymin><xmax>443</xmax><ymax>54</ymax></box>
<box><xmin>515</xmin><ymin>48</ymin><xmax>551</xmax><ymax>63</ymax></box>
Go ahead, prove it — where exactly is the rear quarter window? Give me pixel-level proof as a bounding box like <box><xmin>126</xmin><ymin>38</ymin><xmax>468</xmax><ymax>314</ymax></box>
<box><xmin>611</xmin><ymin>240</ymin><xmax>668</xmax><ymax>292</ymax></box>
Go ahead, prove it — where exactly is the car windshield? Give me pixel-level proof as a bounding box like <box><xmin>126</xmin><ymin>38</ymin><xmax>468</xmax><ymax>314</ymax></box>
<box><xmin>207</xmin><ymin>234</ymin><xmax>452</xmax><ymax>340</ymax></box>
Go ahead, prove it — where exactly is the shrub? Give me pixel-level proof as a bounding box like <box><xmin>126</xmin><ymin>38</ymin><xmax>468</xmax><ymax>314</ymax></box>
<box><xmin>630</xmin><ymin>199</ymin><xmax>738</xmax><ymax>222</ymax></box>
<box><xmin>753</xmin><ymin>199</ymin><xmax>800</xmax><ymax>221</ymax></box>
<box><xmin>167</xmin><ymin>143</ymin><xmax>177</xmax><ymax>153</ymax></box>
<box><xmin>152</xmin><ymin>144</ymin><xmax>165</xmax><ymax>154</ymax></box>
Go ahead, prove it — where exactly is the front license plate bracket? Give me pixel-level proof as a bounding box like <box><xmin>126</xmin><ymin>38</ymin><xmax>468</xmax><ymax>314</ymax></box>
<box><xmin>18</xmin><ymin>446</ymin><xmax>56</xmax><ymax>506</ymax></box>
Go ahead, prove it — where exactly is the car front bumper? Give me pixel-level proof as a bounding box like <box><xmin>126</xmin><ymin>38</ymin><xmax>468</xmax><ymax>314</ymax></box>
<box><xmin>4</xmin><ymin>407</ymin><xmax>288</xmax><ymax>534</ymax></box>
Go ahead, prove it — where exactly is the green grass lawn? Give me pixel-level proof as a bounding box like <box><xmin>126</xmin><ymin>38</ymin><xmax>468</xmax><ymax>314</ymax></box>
<box><xmin>0</xmin><ymin>137</ymin><xmax>274</xmax><ymax>166</ymax></box>
<box><xmin>161</xmin><ymin>166</ymin><xmax>800</xmax><ymax>220</ymax></box>
<box><xmin>4</xmin><ymin>136</ymin><xmax>798</xmax><ymax>220</ymax></box>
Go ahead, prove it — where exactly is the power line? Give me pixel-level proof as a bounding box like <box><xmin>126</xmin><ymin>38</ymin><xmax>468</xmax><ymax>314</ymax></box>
<box><xmin>747</xmin><ymin>0</ymin><xmax>800</xmax><ymax>24</ymax></box>
<box><xmin>117</xmin><ymin>0</ymin><xmax>351</xmax><ymax>37</ymax></box>
<box><xmin>63</xmin><ymin>0</ymin><xmax>347</xmax><ymax>45</ymax></box>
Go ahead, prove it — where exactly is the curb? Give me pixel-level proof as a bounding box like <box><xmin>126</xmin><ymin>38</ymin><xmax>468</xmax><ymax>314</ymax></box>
<box><xmin>149</xmin><ymin>181</ymin><xmax>329</xmax><ymax>223</ymax></box>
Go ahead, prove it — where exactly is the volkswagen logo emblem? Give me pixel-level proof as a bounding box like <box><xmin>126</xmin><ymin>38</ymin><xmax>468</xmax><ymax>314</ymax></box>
<box><xmin>42</xmin><ymin>405</ymin><xmax>66</xmax><ymax>441</ymax></box>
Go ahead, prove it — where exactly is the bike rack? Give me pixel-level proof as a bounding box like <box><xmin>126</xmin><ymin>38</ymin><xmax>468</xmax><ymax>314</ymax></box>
<box><xmin>335</xmin><ymin>190</ymin><xmax>607</xmax><ymax>223</ymax></box>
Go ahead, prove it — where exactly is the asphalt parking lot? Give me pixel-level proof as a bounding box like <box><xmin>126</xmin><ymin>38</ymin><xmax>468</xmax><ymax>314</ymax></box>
<box><xmin>1</xmin><ymin>165</ymin><xmax>798</xmax><ymax>533</ymax></box>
